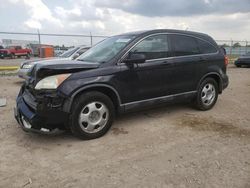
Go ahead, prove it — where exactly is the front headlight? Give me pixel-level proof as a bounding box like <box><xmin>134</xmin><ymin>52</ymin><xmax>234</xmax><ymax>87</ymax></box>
<box><xmin>35</xmin><ymin>74</ymin><xmax>71</xmax><ymax>90</ymax></box>
<box><xmin>22</xmin><ymin>64</ymin><xmax>33</xmax><ymax>69</ymax></box>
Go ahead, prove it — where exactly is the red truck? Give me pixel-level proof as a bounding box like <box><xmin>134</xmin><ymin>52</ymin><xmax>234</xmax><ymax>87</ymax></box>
<box><xmin>0</xmin><ymin>46</ymin><xmax>32</xmax><ymax>59</ymax></box>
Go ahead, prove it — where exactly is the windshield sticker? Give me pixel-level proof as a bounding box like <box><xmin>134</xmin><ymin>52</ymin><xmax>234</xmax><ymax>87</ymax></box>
<box><xmin>116</xmin><ymin>38</ymin><xmax>131</xmax><ymax>43</ymax></box>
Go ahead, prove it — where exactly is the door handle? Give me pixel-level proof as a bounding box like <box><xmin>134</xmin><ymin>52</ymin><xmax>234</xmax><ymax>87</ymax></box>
<box><xmin>162</xmin><ymin>61</ymin><xmax>173</xmax><ymax>66</ymax></box>
<box><xmin>199</xmin><ymin>57</ymin><xmax>206</xmax><ymax>62</ymax></box>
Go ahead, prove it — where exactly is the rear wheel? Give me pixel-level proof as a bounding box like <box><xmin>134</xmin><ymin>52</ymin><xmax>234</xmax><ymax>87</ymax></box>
<box><xmin>195</xmin><ymin>78</ymin><xmax>218</xmax><ymax>111</ymax></box>
<box><xmin>26</xmin><ymin>52</ymin><xmax>31</xmax><ymax>59</ymax></box>
<box><xmin>70</xmin><ymin>91</ymin><xmax>115</xmax><ymax>140</ymax></box>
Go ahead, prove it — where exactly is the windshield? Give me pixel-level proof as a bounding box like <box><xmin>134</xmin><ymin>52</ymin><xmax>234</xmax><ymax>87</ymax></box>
<box><xmin>59</xmin><ymin>47</ymin><xmax>80</xmax><ymax>58</ymax></box>
<box><xmin>77</xmin><ymin>35</ymin><xmax>135</xmax><ymax>63</ymax></box>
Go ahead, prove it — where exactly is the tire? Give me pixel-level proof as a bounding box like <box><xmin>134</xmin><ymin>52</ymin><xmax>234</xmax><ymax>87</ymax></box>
<box><xmin>70</xmin><ymin>91</ymin><xmax>115</xmax><ymax>140</ymax></box>
<box><xmin>195</xmin><ymin>78</ymin><xmax>218</xmax><ymax>111</ymax></box>
<box><xmin>10</xmin><ymin>53</ymin><xmax>15</xmax><ymax>59</ymax></box>
<box><xmin>26</xmin><ymin>53</ymin><xmax>31</xmax><ymax>59</ymax></box>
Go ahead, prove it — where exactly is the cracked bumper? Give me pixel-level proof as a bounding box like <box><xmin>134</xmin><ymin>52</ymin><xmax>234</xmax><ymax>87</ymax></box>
<box><xmin>14</xmin><ymin>87</ymin><xmax>69</xmax><ymax>134</ymax></box>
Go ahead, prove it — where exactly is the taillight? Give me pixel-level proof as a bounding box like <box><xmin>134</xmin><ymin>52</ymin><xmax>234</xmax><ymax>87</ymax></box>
<box><xmin>224</xmin><ymin>55</ymin><xmax>229</xmax><ymax>66</ymax></box>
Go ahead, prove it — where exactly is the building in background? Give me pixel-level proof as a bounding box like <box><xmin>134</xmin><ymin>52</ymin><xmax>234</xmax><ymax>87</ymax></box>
<box><xmin>2</xmin><ymin>39</ymin><xmax>39</xmax><ymax>48</ymax></box>
<box><xmin>1</xmin><ymin>39</ymin><xmax>55</xmax><ymax>57</ymax></box>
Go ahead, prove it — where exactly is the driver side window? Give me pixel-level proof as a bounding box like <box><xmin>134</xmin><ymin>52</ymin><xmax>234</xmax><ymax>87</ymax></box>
<box><xmin>130</xmin><ymin>34</ymin><xmax>170</xmax><ymax>60</ymax></box>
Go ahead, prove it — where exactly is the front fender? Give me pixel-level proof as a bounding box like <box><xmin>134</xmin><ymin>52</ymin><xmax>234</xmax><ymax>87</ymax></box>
<box><xmin>59</xmin><ymin>77</ymin><xmax>122</xmax><ymax>113</ymax></box>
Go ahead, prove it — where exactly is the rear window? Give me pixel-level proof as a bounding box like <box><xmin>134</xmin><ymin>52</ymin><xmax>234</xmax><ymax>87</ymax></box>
<box><xmin>170</xmin><ymin>35</ymin><xmax>200</xmax><ymax>56</ymax></box>
<box><xmin>197</xmin><ymin>39</ymin><xmax>217</xmax><ymax>54</ymax></box>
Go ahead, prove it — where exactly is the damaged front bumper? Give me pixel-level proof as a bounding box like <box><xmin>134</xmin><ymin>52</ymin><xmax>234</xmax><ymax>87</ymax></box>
<box><xmin>14</xmin><ymin>86</ymin><xmax>69</xmax><ymax>134</ymax></box>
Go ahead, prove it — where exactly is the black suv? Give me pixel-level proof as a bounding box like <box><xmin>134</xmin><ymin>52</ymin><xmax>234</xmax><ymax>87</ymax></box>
<box><xmin>15</xmin><ymin>29</ymin><xmax>229</xmax><ymax>139</ymax></box>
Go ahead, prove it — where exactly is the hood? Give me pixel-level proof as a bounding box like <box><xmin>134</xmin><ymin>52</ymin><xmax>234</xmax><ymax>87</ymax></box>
<box><xmin>32</xmin><ymin>59</ymin><xmax>100</xmax><ymax>80</ymax></box>
<box><xmin>21</xmin><ymin>57</ymin><xmax>62</xmax><ymax>66</ymax></box>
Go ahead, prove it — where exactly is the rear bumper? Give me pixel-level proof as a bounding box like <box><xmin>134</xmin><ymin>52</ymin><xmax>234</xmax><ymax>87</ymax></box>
<box><xmin>15</xmin><ymin>87</ymin><xmax>69</xmax><ymax>133</ymax></box>
<box><xmin>222</xmin><ymin>74</ymin><xmax>229</xmax><ymax>90</ymax></box>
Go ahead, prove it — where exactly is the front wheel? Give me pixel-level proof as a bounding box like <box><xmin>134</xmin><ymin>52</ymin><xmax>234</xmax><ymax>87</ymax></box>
<box><xmin>70</xmin><ymin>91</ymin><xmax>115</xmax><ymax>140</ymax></box>
<box><xmin>195</xmin><ymin>78</ymin><xmax>218</xmax><ymax>111</ymax></box>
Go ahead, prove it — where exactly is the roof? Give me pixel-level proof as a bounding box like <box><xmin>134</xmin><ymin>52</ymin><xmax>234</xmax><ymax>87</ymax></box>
<box><xmin>122</xmin><ymin>29</ymin><xmax>207</xmax><ymax>37</ymax></box>
<box><xmin>119</xmin><ymin>29</ymin><xmax>216</xmax><ymax>46</ymax></box>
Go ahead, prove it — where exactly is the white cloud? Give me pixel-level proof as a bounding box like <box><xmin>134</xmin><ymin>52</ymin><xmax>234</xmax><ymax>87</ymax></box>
<box><xmin>3</xmin><ymin>0</ymin><xmax>250</xmax><ymax>46</ymax></box>
<box><xmin>54</xmin><ymin>7</ymin><xmax>82</xmax><ymax>19</ymax></box>
<box><xmin>24</xmin><ymin>19</ymin><xmax>42</xmax><ymax>29</ymax></box>
<box><xmin>8</xmin><ymin>0</ymin><xmax>63</xmax><ymax>29</ymax></box>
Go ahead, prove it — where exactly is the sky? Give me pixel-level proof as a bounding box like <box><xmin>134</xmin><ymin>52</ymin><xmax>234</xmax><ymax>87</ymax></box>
<box><xmin>0</xmin><ymin>0</ymin><xmax>250</xmax><ymax>46</ymax></box>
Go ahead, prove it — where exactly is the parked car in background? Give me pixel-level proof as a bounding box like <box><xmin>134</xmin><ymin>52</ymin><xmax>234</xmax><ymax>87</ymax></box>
<box><xmin>14</xmin><ymin>29</ymin><xmax>229</xmax><ymax>140</ymax></box>
<box><xmin>0</xmin><ymin>46</ymin><xmax>32</xmax><ymax>59</ymax></box>
<box><xmin>18</xmin><ymin>46</ymin><xmax>90</xmax><ymax>79</ymax></box>
<box><xmin>234</xmin><ymin>52</ymin><xmax>250</xmax><ymax>67</ymax></box>
<box><xmin>54</xmin><ymin>49</ymin><xmax>68</xmax><ymax>57</ymax></box>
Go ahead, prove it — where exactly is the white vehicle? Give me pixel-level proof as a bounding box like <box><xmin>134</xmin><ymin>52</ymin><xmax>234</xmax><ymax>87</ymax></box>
<box><xmin>18</xmin><ymin>46</ymin><xmax>90</xmax><ymax>80</ymax></box>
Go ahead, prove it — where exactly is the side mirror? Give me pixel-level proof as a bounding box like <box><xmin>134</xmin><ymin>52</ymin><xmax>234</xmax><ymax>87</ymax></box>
<box><xmin>123</xmin><ymin>53</ymin><xmax>146</xmax><ymax>64</ymax></box>
<box><xmin>72</xmin><ymin>53</ymin><xmax>80</xmax><ymax>59</ymax></box>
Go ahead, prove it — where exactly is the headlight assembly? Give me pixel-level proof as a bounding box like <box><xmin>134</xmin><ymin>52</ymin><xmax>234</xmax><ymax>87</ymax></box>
<box><xmin>35</xmin><ymin>74</ymin><xmax>71</xmax><ymax>90</ymax></box>
<box><xmin>22</xmin><ymin>64</ymin><xmax>34</xmax><ymax>69</ymax></box>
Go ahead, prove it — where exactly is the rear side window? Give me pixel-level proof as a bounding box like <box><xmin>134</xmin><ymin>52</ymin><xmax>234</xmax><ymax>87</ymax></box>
<box><xmin>130</xmin><ymin>34</ymin><xmax>170</xmax><ymax>60</ymax></box>
<box><xmin>197</xmin><ymin>39</ymin><xmax>217</xmax><ymax>54</ymax></box>
<box><xmin>170</xmin><ymin>35</ymin><xmax>200</xmax><ymax>56</ymax></box>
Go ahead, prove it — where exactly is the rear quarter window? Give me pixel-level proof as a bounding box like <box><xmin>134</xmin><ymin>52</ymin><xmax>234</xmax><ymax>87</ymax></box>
<box><xmin>197</xmin><ymin>39</ymin><xmax>218</xmax><ymax>54</ymax></box>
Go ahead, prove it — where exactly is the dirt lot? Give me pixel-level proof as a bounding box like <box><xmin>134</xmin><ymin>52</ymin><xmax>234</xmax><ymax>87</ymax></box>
<box><xmin>0</xmin><ymin>57</ymin><xmax>39</xmax><ymax>67</ymax></box>
<box><xmin>0</xmin><ymin>65</ymin><xmax>249</xmax><ymax>188</ymax></box>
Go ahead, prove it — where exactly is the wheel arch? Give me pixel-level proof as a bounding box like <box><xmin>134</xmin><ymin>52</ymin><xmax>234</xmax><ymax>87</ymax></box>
<box><xmin>198</xmin><ymin>72</ymin><xmax>223</xmax><ymax>93</ymax></box>
<box><xmin>64</xmin><ymin>84</ymin><xmax>122</xmax><ymax>114</ymax></box>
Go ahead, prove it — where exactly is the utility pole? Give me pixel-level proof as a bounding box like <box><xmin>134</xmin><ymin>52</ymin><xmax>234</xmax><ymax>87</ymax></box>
<box><xmin>37</xmin><ymin>29</ymin><xmax>41</xmax><ymax>45</ymax></box>
<box><xmin>37</xmin><ymin>29</ymin><xmax>41</xmax><ymax>57</ymax></box>
<box><xmin>90</xmin><ymin>32</ymin><xmax>93</xmax><ymax>47</ymax></box>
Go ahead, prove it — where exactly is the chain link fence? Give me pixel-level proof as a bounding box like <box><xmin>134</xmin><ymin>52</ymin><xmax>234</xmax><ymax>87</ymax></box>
<box><xmin>0</xmin><ymin>31</ymin><xmax>249</xmax><ymax>57</ymax></box>
<box><xmin>216</xmin><ymin>40</ymin><xmax>250</xmax><ymax>57</ymax></box>
<box><xmin>0</xmin><ymin>31</ymin><xmax>107</xmax><ymax>49</ymax></box>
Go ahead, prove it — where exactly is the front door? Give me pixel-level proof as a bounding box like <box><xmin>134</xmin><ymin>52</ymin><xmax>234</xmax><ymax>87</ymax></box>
<box><xmin>117</xmin><ymin>34</ymin><xmax>175</xmax><ymax>105</ymax></box>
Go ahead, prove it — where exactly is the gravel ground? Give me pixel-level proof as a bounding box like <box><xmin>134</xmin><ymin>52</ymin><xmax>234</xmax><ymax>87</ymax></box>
<box><xmin>0</xmin><ymin>65</ymin><xmax>249</xmax><ymax>188</ymax></box>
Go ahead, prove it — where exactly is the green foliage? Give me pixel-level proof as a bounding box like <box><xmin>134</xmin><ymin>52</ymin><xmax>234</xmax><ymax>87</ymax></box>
<box><xmin>233</xmin><ymin>42</ymin><xmax>241</xmax><ymax>48</ymax></box>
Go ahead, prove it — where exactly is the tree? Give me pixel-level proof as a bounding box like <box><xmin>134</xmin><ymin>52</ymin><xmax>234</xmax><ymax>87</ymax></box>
<box><xmin>233</xmin><ymin>42</ymin><xmax>241</xmax><ymax>48</ymax></box>
<box><xmin>220</xmin><ymin>44</ymin><xmax>229</xmax><ymax>47</ymax></box>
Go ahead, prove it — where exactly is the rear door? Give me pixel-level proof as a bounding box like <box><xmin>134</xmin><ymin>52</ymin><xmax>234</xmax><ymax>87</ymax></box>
<box><xmin>195</xmin><ymin>38</ymin><xmax>220</xmax><ymax>79</ymax></box>
<box><xmin>169</xmin><ymin>34</ymin><xmax>202</xmax><ymax>94</ymax></box>
<box><xmin>15</xmin><ymin>46</ymin><xmax>25</xmax><ymax>56</ymax></box>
